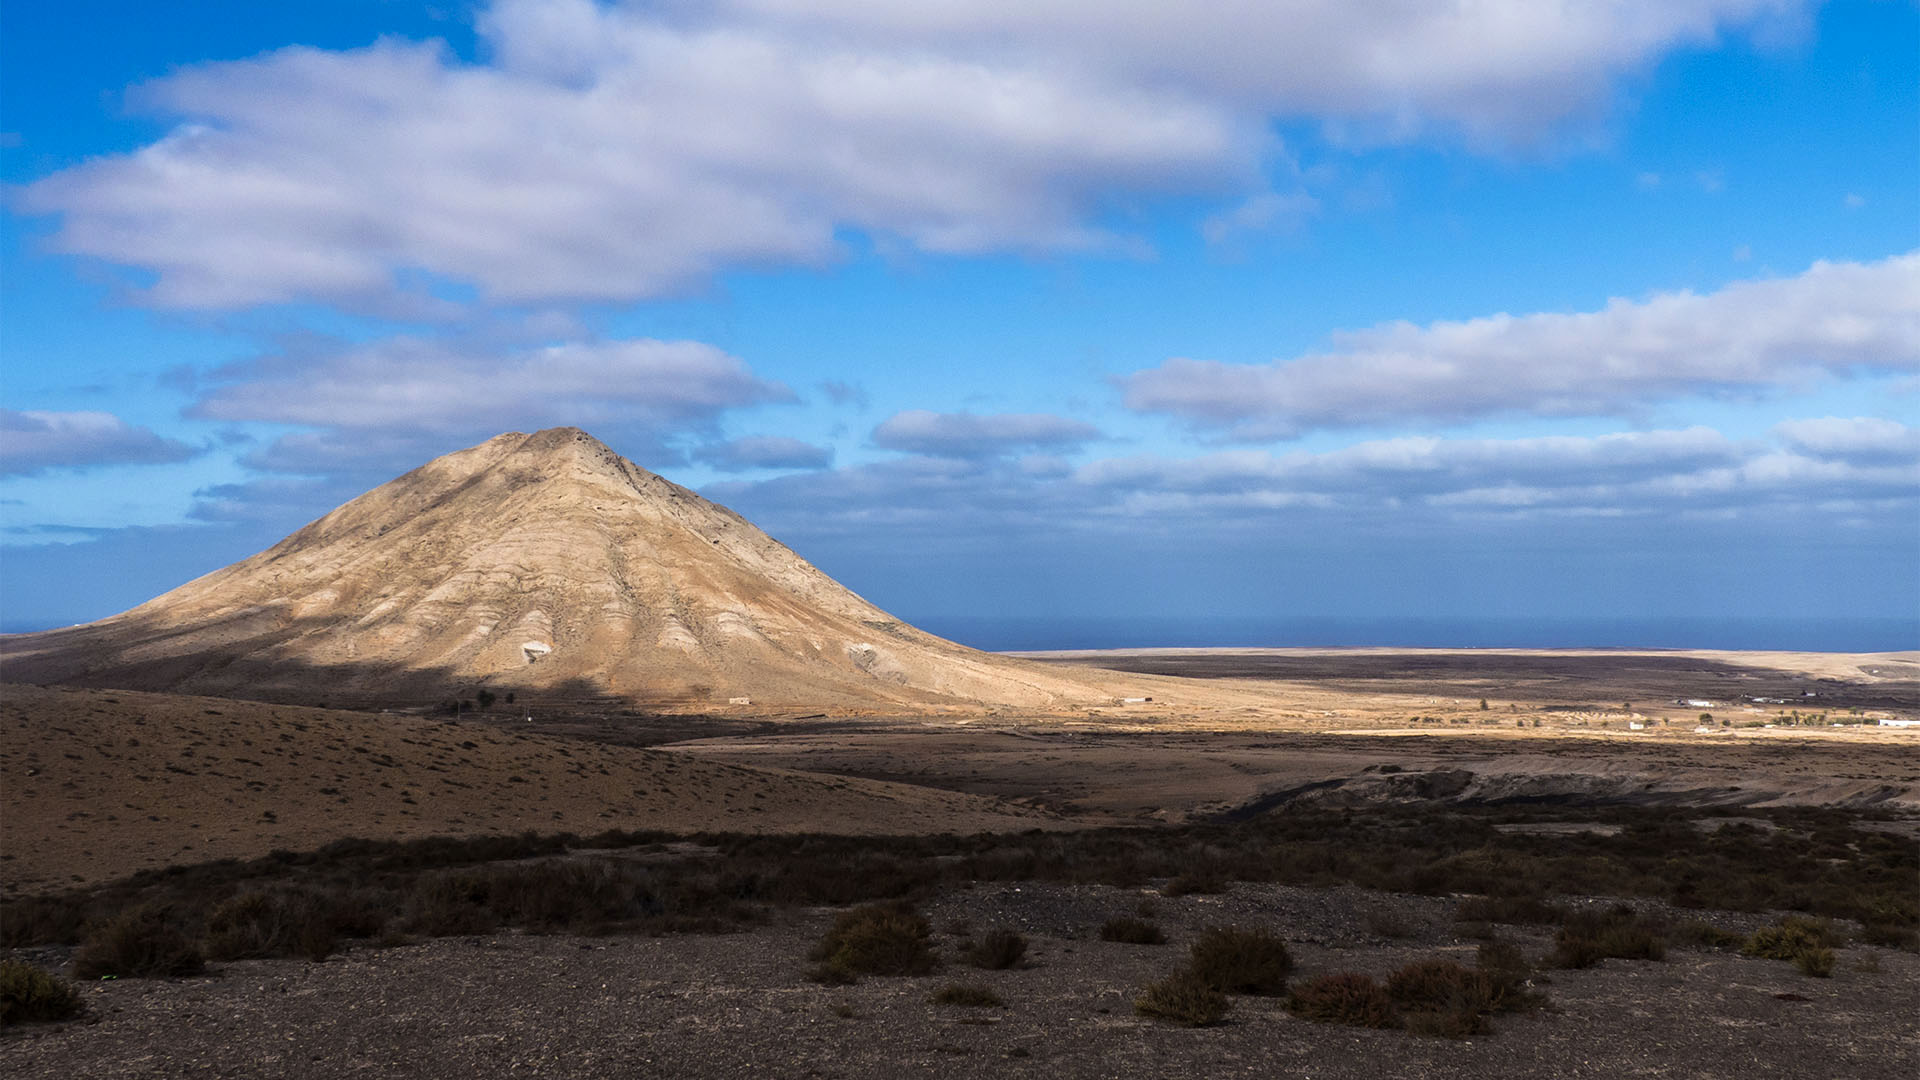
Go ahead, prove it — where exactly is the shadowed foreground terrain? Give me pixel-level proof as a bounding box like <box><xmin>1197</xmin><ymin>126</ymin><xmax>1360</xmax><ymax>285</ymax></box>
<box><xmin>0</xmin><ymin>684</ymin><xmax>1060</xmax><ymax>895</ymax></box>
<box><xmin>4</xmin><ymin>806</ymin><xmax>1916</xmax><ymax>1079</ymax></box>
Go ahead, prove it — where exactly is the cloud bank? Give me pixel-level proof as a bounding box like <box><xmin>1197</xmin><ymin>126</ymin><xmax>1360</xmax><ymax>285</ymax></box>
<box><xmin>872</xmin><ymin>410</ymin><xmax>1100</xmax><ymax>458</ymax></box>
<box><xmin>0</xmin><ymin>410</ymin><xmax>198</xmax><ymax>476</ymax></box>
<box><xmin>1121</xmin><ymin>254</ymin><xmax>1920</xmax><ymax>438</ymax></box>
<box><xmin>20</xmin><ymin>0</ymin><xmax>1811</xmax><ymax>310</ymax></box>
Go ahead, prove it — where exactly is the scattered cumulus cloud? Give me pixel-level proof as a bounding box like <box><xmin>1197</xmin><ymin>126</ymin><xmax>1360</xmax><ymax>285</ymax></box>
<box><xmin>18</xmin><ymin>0</ymin><xmax>1812</xmax><ymax>310</ymax></box>
<box><xmin>0</xmin><ymin>410</ymin><xmax>199</xmax><ymax>476</ymax></box>
<box><xmin>1772</xmin><ymin>416</ymin><xmax>1920</xmax><ymax>462</ymax></box>
<box><xmin>693</xmin><ymin>435</ymin><xmax>834</xmax><ymax>472</ymax></box>
<box><xmin>1120</xmin><ymin>254</ymin><xmax>1920</xmax><ymax>439</ymax></box>
<box><xmin>716</xmin><ymin>420</ymin><xmax>1918</xmax><ymax>541</ymax></box>
<box><xmin>191</xmin><ymin>337</ymin><xmax>792</xmax><ymax>435</ymax></box>
<box><xmin>179</xmin><ymin>335</ymin><xmax>796</xmax><ymax>503</ymax></box>
<box><xmin>872</xmin><ymin>410</ymin><xmax>1101</xmax><ymax>458</ymax></box>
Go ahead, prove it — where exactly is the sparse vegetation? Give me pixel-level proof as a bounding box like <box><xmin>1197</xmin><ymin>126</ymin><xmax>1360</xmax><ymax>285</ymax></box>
<box><xmin>807</xmin><ymin>902</ymin><xmax>936</xmax><ymax>984</ymax></box>
<box><xmin>1744</xmin><ymin>915</ymin><xmax>1843</xmax><ymax>977</ymax></box>
<box><xmin>1456</xmin><ymin>894</ymin><xmax>1565</xmax><ymax>926</ymax></box>
<box><xmin>1285</xmin><ymin>973</ymin><xmax>1397</xmax><ymax>1028</ymax></box>
<box><xmin>1186</xmin><ymin>927</ymin><xmax>1292</xmax><ymax>994</ymax></box>
<box><xmin>929</xmin><ymin>982</ymin><xmax>1004</xmax><ymax>1007</ymax></box>
<box><xmin>73</xmin><ymin>903</ymin><xmax>206</xmax><ymax>980</ymax></box>
<box><xmin>1672</xmin><ymin>919</ymin><xmax>1745</xmax><ymax>949</ymax></box>
<box><xmin>1742</xmin><ymin>916</ymin><xmax>1840</xmax><ymax>960</ymax></box>
<box><xmin>1134</xmin><ymin>972</ymin><xmax>1229</xmax><ymax>1026</ymax></box>
<box><xmin>0</xmin><ymin>960</ymin><xmax>86</xmax><ymax>1025</ymax></box>
<box><xmin>1792</xmin><ymin>947</ymin><xmax>1836</xmax><ymax>977</ymax></box>
<box><xmin>1099</xmin><ymin>916</ymin><xmax>1165</xmax><ymax>944</ymax></box>
<box><xmin>963</xmin><ymin>928</ymin><xmax>1027</xmax><ymax>970</ymax></box>
<box><xmin>1551</xmin><ymin>906</ymin><xmax>1667</xmax><ymax>969</ymax></box>
<box><xmin>4</xmin><ymin>806</ymin><xmax>1911</xmax><ymax>979</ymax></box>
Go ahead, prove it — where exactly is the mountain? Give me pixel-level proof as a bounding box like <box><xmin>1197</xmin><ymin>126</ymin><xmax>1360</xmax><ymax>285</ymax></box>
<box><xmin>0</xmin><ymin>427</ymin><xmax>1122</xmax><ymax>711</ymax></box>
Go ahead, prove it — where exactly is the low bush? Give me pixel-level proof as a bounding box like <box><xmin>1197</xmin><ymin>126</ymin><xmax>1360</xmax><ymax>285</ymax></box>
<box><xmin>1162</xmin><ymin>873</ymin><xmax>1226</xmax><ymax>897</ymax></box>
<box><xmin>73</xmin><ymin>903</ymin><xmax>205</xmax><ymax>980</ymax></box>
<box><xmin>1187</xmin><ymin>927</ymin><xmax>1292</xmax><ymax>995</ymax></box>
<box><xmin>1793</xmin><ymin>947</ymin><xmax>1835</xmax><ymax>977</ymax></box>
<box><xmin>0</xmin><ymin>960</ymin><xmax>85</xmax><ymax>1025</ymax></box>
<box><xmin>963</xmin><ymin>928</ymin><xmax>1027</xmax><ymax>970</ymax></box>
<box><xmin>1099</xmin><ymin>916</ymin><xmax>1165</xmax><ymax>944</ymax></box>
<box><xmin>203</xmin><ymin>890</ymin><xmax>340</xmax><ymax>962</ymax></box>
<box><xmin>930</xmin><ymin>982</ymin><xmax>1004</xmax><ymax>1007</ymax></box>
<box><xmin>1455</xmin><ymin>895</ymin><xmax>1566</xmax><ymax>925</ymax></box>
<box><xmin>0</xmin><ymin>896</ymin><xmax>89</xmax><ymax>948</ymax></box>
<box><xmin>1551</xmin><ymin>907</ymin><xmax>1666</xmax><ymax>969</ymax></box>
<box><xmin>1742</xmin><ymin>917</ymin><xmax>1839</xmax><ymax>961</ymax></box>
<box><xmin>1285</xmin><ymin>973</ymin><xmax>1397</xmax><ymax>1028</ymax></box>
<box><xmin>1135</xmin><ymin>972</ymin><xmax>1229</xmax><ymax>1026</ymax></box>
<box><xmin>808</xmin><ymin>902</ymin><xmax>937</xmax><ymax>984</ymax></box>
<box><xmin>1672</xmin><ymin>920</ymin><xmax>1745</xmax><ymax>949</ymax></box>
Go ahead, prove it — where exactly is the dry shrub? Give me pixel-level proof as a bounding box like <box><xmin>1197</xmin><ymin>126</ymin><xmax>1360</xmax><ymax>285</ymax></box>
<box><xmin>1135</xmin><ymin>972</ymin><xmax>1229</xmax><ymax>1026</ymax></box>
<box><xmin>1285</xmin><ymin>973</ymin><xmax>1397</xmax><ymax>1028</ymax></box>
<box><xmin>1551</xmin><ymin>907</ymin><xmax>1666</xmax><ymax>969</ymax></box>
<box><xmin>204</xmin><ymin>890</ymin><xmax>339</xmax><ymax>962</ymax></box>
<box><xmin>0</xmin><ymin>897</ymin><xmax>89</xmax><ymax>948</ymax></box>
<box><xmin>963</xmin><ymin>928</ymin><xmax>1027</xmax><ymax>970</ymax></box>
<box><xmin>1099</xmin><ymin>916</ymin><xmax>1165</xmax><ymax>945</ymax></box>
<box><xmin>1742</xmin><ymin>916</ymin><xmax>1839</xmax><ymax>960</ymax></box>
<box><xmin>1455</xmin><ymin>895</ymin><xmax>1566</xmax><ymax>926</ymax></box>
<box><xmin>930</xmin><ymin>982</ymin><xmax>1004</xmax><ymax>1007</ymax></box>
<box><xmin>73</xmin><ymin>904</ymin><xmax>205</xmax><ymax>980</ymax></box>
<box><xmin>1793</xmin><ymin>947</ymin><xmax>1836</xmax><ymax>977</ymax></box>
<box><xmin>1188</xmin><ymin>927</ymin><xmax>1292</xmax><ymax>995</ymax></box>
<box><xmin>808</xmin><ymin>902</ymin><xmax>936</xmax><ymax>983</ymax></box>
<box><xmin>0</xmin><ymin>960</ymin><xmax>85</xmax><ymax>1025</ymax></box>
<box><xmin>1162</xmin><ymin>873</ymin><xmax>1227</xmax><ymax>897</ymax></box>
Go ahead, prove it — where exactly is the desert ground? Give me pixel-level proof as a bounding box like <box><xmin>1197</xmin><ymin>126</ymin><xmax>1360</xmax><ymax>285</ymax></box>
<box><xmin>5</xmin><ymin>647</ymin><xmax>1918</xmax><ymax>1078</ymax></box>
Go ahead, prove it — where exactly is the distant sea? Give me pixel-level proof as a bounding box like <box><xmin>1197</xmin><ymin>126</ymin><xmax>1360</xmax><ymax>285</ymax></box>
<box><xmin>912</xmin><ymin>616</ymin><xmax>1920</xmax><ymax>654</ymax></box>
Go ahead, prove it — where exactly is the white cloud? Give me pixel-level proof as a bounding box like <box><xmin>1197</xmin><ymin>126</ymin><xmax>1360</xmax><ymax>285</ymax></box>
<box><xmin>22</xmin><ymin>2</ymin><xmax>1248</xmax><ymax>309</ymax></box>
<box><xmin>1773</xmin><ymin>416</ymin><xmax>1920</xmax><ymax>462</ymax></box>
<box><xmin>871</xmin><ymin>409</ymin><xmax>1100</xmax><ymax>457</ymax></box>
<box><xmin>693</xmin><ymin>435</ymin><xmax>834</xmax><ymax>472</ymax></box>
<box><xmin>0</xmin><ymin>410</ymin><xmax>198</xmax><ymax>476</ymax></box>
<box><xmin>717</xmin><ymin>420</ymin><xmax>1917</xmax><ymax>539</ymax></box>
<box><xmin>191</xmin><ymin>336</ymin><xmax>792</xmax><ymax>434</ymax></box>
<box><xmin>18</xmin><ymin>0</ymin><xmax>1811</xmax><ymax>310</ymax></box>
<box><xmin>1121</xmin><ymin>254</ymin><xmax>1920</xmax><ymax>438</ymax></box>
<box><xmin>728</xmin><ymin>0</ymin><xmax>1808</xmax><ymax>143</ymax></box>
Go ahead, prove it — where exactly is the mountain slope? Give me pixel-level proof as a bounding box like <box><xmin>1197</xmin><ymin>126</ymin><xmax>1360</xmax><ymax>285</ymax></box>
<box><xmin>0</xmin><ymin>428</ymin><xmax>1120</xmax><ymax>711</ymax></box>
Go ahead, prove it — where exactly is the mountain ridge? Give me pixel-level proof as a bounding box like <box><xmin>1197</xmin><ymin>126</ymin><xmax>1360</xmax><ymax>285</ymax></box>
<box><xmin>0</xmin><ymin>427</ymin><xmax>1127</xmax><ymax>711</ymax></box>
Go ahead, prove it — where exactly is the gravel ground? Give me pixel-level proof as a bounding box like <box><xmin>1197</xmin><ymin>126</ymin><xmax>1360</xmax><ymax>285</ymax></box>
<box><xmin>7</xmin><ymin>882</ymin><xmax>1915</xmax><ymax>1080</ymax></box>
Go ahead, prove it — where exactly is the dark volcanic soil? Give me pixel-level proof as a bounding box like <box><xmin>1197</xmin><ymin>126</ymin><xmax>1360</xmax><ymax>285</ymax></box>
<box><xmin>7</xmin><ymin>882</ymin><xmax>1914</xmax><ymax>1080</ymax></box>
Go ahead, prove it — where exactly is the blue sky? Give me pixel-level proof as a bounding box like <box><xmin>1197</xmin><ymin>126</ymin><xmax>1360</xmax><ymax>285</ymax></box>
<box><xmin>2</xmin><ymin>0</ymin><xmax>1916</xmax><ymax>643</ymax></box>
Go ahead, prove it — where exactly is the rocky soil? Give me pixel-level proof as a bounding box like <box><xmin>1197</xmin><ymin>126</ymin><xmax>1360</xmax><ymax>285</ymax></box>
<box><xmin>7</xmin><ymin>881</ymin><xmax>1914</xmax><ymax>1080</ymax></box>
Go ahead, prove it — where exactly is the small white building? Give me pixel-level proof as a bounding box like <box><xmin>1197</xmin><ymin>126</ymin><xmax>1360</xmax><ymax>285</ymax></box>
<box><xmin>1879</xmin><ymin>717</ymin><xmax>1920</xmax><ymax>728</ymax></box>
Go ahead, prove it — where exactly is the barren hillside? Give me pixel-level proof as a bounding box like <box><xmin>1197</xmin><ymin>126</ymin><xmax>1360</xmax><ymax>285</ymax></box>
<box><xmin>0</xmin><ymin>428</ymin><xmax>1136</xmax><ymax>712</ymax></box>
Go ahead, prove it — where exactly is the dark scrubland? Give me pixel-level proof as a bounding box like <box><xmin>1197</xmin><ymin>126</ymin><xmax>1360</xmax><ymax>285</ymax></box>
<box><xmin>6</xmin><ymin>805</ymin><xmax>1914</xmax><ymax>969</ymax></box>
<box><xmin>5</xmin><ymin>804</ymin><xmax>1916</xmax><ymax>1078</ymax></box>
